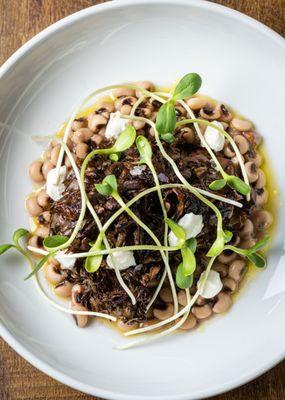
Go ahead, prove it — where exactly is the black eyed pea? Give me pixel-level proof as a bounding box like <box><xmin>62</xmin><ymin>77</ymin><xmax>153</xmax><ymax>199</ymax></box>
<box><xmin>245</xmin><ymin>161</ymin><xmax>259</xmax><ymax>183</ymax></box>
<box><xmin>222</xmin><ymin>277</ymin><xmax>238</xmax><ymax>293</ymax></box>
<box><xmin>231</xmin><ymin>118</ymin><xmax>252</xmax><ymax>132</ymax></box>
<box><xmin>50</xmin><ymin>144</ymin><xmax>61</xmax><ymax>166</ymax></box>
<box><xmin>240</xmin><ymin>219</ymin><xmax>254</xmax><ymax>239</ymax></box>
<box><xmin>35</xmin><ymin>226</ymin><xmax>49</xmax><ymax>238</ymax></box>
<box><xmin>253</xmin><ymin>188</ymin><xmax>268</xmax><ymax>206</ymax></box>
<box><xmin>40</xmin><ymin>211</ymin><xmax>51</xmax><ymax>223</ymax></box>
<box><xmin>228</xmin><ymin>259</ymin><xmax>246</xmax><ymax>282</ymax></box>
<box><xmin>200</xmin><ymin>105</ymin><xmax>221</xmax><ymax>120</ymax></box>
<box><xmin>253</xmin><ymin>210</ymin><xmax>273</xmax><ymax>231</ymax></box>
<box><xmin>45</xmin><ymin>263</ymin><xmax>65</xmax><ymax>285</ymax></box>
<box><xmin>212</xmin><ymin>262</ymin><xmax>228</xmax><ymax>278</ymax></box>
<box><xmin>174</xmin><ymin>105</ymin><xmax>187</xmax><ymax>117</ymax></box>
<box><xmin>120</xmin><ymin>104</ymin><xmax>132</xmax><ymax>115</ymax></box>
<box><xmin>213</xmin><ymin>292</ymin><xmax>232</xmax><ymax>313</ymax></box>
<box><xmin>159</xmin><ymin>287</ymin><xmax>173</xmax><ymax>303</ymax></box>
<box><xmin>54</xmin><ymin>280</ymin><xmax>73</xmax><ymax>298</ymax></box>
<box><xmin>133</xmin><ymin>120</ymin><xmax>146</xmax><ymax>130</ymax></box>
<box><xmin>240</xmin><ymin>237</ymin><xmax>257</xmax><ymax>250</ymax></box>
<box><xmin>96</xmin><ymin>100</ymin><xmax>115</xmax><ymax>114</ymax></box>
<box><xmin>71</xmin><ymin>284</ymin><xmax>84</xmax><ymax>305</ymax></box>
<box><xmin>72</xmin><ymin>127</ymin><xmax>94</xmax><ymax>144</ymax></box>
<box><xmin>181</xmin><ymin>127</ymin><xmax>195</xmax><ymax>144</ymax></box>
<box><xmin>177</xmin><ymin>313</ymin><xmax>197</xmax><ymax>331</ymax></box>
<box><xmin>91</xmin><ymin>134</ymin><xmax>104</xmax><ymax>147</ymax></box>
<box><xmin>221</xmin><ymin>122</ymin><xmax>229</xmax><ymax>130</ymax></box>
<box><xmin>75</xmin><ymin>143</ymin><xmax>89</xmax><ymax>159</ymax></box>
<box><xmin>37</xmin><ymin>189</ymin><xmax>50</xmax><ymax>208</ymax></box>
<box><xmin>153</xmin><ymin>304</ymin><xmax>174</xmax><ymax>320</ymax></box>
<box><xmin>112</xmin><ymin>87</ymin><xmax>136</xmax><ymax>98</ymax></box>
<box><xmin>192</xmin><ymin>304</ymin><xmax>212</xmax><ymax>320</ymax></box>
<box><xmin>115</xmin><ymin>96</ymin><xmax>137</xmax><ymax>112</ymax></box>
<box><xmin>234</xmin><ymin>135</ymin><xmax>250</xmax><ymax>155</ymax></box>
<box><xmin>218</xmin><ymin>104</ymin><xmax>233</xmax><ymax>122</ymax></box>
<box><xmin>72</xmin><ymin>303</ymin><xmax>89</xmax><ymax>328</ymax></box>
<box><xmin>196</xmin><ymin>296</ymin><xmax>207</xmax><ymax>306</ymax></box>
<box><xmin>28</xmin><ymin>235</ymin><xmax>40</xmax><ymax>248</ymax></box>
<box><xmin>88</xmin><ymin>113</ymin><xmax>108</xmax><ymax>132</ymax></box>
<box><xmin>218</xmin><ymin>251</ymin><xmax>237</xmax><ymax>264</ymax></box>
<box><xmin>245</xmin><ymin>152</ymin><xmax>263</xmax><ymax>167</ymax></box>
<box><xmin>223</xmin><ymin>141</ymin><xmax>236</xmax><ymax>158</ymax></box>
<box><xmin>149</xmin><ymin>111</ymin><xmax>157</xmax><ymax>122</ymax></box>
<box><xmin>255</xmin><ymin>169</ymin><xmax>266</xmax><ymax>189</ymax></box>
<box><xmin>26</xmin><ymin>196</ymin><xmax>43</xmax><ymax>217</ymax></box>
<box><xmin>71</xmin><ymin>118</ymin><xmax>87</xmax><ymax>131</ymax></box>
<box><xmin>177</xmin><ymin>290</ymin><xmax>187</xmax><ymax>306</ymax></box>
<box><xmin>117</xmin><ymin>319</ymin><xmax>139</xmax><ymax>332</ymax></box>
<box><xmin>29</xmin><ymin>160</ymin><xmax>45</xmax><ymax>183</ymax></box>
<box><xmin>231</xmin><ymin>154</ymin><xmax>244</xmax><ymax>166</ymax></box>
<box><xmin>186</xmin><ymin>97</ymin><xmax>207</xmax><ymax>110</ymax></box>
<box><xmin>42</xmin><ymin>161</ymin><xmax>54</xmax><ymax>179</ymax></box>
<box><xmin>135</xmin><ymin>81</ymin><xmax>155</xmax><ymax>97</ymax></box>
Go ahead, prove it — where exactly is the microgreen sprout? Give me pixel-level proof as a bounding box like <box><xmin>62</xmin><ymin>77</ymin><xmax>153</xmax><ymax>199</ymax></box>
<box><xmin>224</xmin><ymin>236</ymin><xmax>270</xmax><ymax>269</ymax></box>
<box><xmin>172</xmin><ymin>73</ymin><xmax>202</xmax><ymax>101</ymax></box>
<box><xmin>0</xmin><ymin>228</ymin><xmax>33</xmax><ymax>270</ymax></box>
<box><xmin>176</xmin><ymin>118</ymin><xmax>251</xmax><ymax>197</ymax></box>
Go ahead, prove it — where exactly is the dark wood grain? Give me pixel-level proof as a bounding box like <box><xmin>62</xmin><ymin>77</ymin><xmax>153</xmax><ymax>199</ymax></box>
<box><xmin>0</xmin><ymin>0</ymin><xmax>285</xmax><ymax>399</ymax></box>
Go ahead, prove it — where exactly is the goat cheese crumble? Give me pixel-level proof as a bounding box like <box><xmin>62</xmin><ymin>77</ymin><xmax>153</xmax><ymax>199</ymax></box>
<box><xmin>106</xmin><ymin>250</ymin><xmax>136</xmax><ymax>270</ymax></box>
<box><xmin>46</xmin><ymin>166</ymin><xmax>67</xmax><ymax>201</ymax></box>
<box><xmin>168</xmin><ymin>213</ymin><xmax>204</xmax><ymax>246</ymax></box>
<box><xmin>105</xmin><ymin>111</ymin><xmax>128</xmax><ymax>139</ymax></box>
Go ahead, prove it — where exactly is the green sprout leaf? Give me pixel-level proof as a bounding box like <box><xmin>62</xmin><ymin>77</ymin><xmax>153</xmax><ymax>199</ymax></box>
<box><xmin>25</xmin><ymin>253</ymin><xmax>51</xmax><ymax>280</ymax></box>
<box><xmin>103</xmin><ymin>175</ymin><xmax>118</xmax><ymax>192</ymax></box>
<box><xmin>207</xmin><ymin>234</ymin><xmax>225</xmax><ymax>257</ymax></box>
<box><xmin>166</xmin><ymin>218</ymin><xmax>186</xmax><ymax>244</ymax></box>
<box><xmin>160</xmin><ymin>133</ymin><xmax>175</xmax><ymax>144</ymax></box>
<box><xmin>43</xmin><ymin>235</ymin><xmax>69</xmax><ymax>249</ymax></box>
<box><xmin>247</xmin><ymin>236</ymin><xmax>270</xmax><ymax>254</ymax></box>
<box><xmin>95</xmin><ymin>183</ymin><xmax>112</xmax><ymax>196</ymax></box>
<box><xmin>112</xmin><ymin>125</ymin><xmax>136</xmax><ymax>153</ymax></box>
<box><xmin>185</xmin><ymin>238</ymin><xmax>197</xmax><ymax>253</ymax></box>
<box><xmin>85</xmin><ymin>241</ymin><xmax>104</xmax><ymax>273</ymax></box>
<box><xmin>247</xmin><ymin>253</ymin><xmax>266</xmax><ymax>268</ymax></box>
<box><xmin>0</xmin><ymin>244</ymin><xmax>15</xmax><ymax>255</ymax></box>
<box><xmin>223</xmin><ymin>230</ymin><xmax>233</xmax><ymax>244</ymax></box>
<box><xmin>12</xmin><ymin>228</ymin><xmax>29</xmax><ymax>246</ymax></box>
<box><xmin>181</xmin><ymin>245</ymin><xmax>196</xmax><ymax>276</ymax></box>
<box><xmin>176</xmin><ymin>263</ymin><xmax>193</xmax><ymax>289</ymax></box>
<box><xmin>136</xmin><ymin>135</ymin><xmax>153</xmax><ymax>164</ymax></box>
<box><xmin>209</xmin><ymin>179</ymin><xmax>227</xmax><ymax>191</ymax></box>
<box><xmin>172</xmin><ymin>73</ymin><xmax>202</xmax><ymax>101</ymax></box>
<box><xmin>227</xmin><ymin>176</ymin><xmax>250</xmax><ymax>196</ymax></box>
<box><xmin>155</xmin><ymin>101</ymin><xmax>176</xmax><ymax>136</ymax></box>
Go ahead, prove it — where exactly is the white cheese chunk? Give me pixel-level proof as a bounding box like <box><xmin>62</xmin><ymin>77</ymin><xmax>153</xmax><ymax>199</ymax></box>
<box><xmin>168</xmin><ymin>213</ymin><xmax>204</xmax><ymax>246</ymax></box>
<box><xmin>55</xmin><ymin>251</ymin><xmax>76</xmax><ymax>269</ymax></box>
<box><xmin>203</xmin><ymin>120</ymin><xmax>225</xmax><ymax>152</ymax></box>
<box><xmin>106</xmin><ymin>251</ymin><xmax>136</xmax><ymax>270</ymax></box>
<box><xmin>46</xmin><ymin>166</ymin><xmax>67</xmax><ymax>201</ymax></box>
<box><xmin>105</xmin><ymin>111</ymin><xmax>128</xmax><ymax>140</ymax></box>
<box><xmin>198</xmin><ymin>270</ymin><xmax>223</xmax><ymax>299</ymax></box>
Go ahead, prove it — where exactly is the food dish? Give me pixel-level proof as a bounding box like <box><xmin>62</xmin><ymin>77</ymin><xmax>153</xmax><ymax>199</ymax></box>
<box><xmin>0</xmin><ymin>1</ymin><xmax>284</xmax><ymax>399</ymax></box>
<box><xmin>1</xmin><ymin>74</ymin><xmax>273</xmax><ymax>349</ymax></box>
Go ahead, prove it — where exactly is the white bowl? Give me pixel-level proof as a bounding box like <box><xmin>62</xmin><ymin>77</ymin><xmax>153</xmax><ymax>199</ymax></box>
<box><xmin>0</xmin><ymin>1</ymin><xmax>285</xmax><ymax>399</ymax></box>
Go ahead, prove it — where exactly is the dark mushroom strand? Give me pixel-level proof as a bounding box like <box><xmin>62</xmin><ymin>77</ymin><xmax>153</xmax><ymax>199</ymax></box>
<box><xmin>25</xmin><ymin>80</ymin><xmax>272</xmax><ymax>331</ymax></box>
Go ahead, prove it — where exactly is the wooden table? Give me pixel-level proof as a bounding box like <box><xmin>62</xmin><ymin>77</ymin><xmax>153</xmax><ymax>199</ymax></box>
<box><xmin>0</xmin><ymin>0</ymin><xmax>285</xmax><ymax>399</ymax></box>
